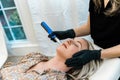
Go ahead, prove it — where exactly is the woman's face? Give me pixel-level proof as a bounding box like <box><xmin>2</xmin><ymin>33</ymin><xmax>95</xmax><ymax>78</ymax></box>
<box><xmin>56</xmin><ymin>38</ymin><xmax>88</xmax><ymax>59</ymax></box>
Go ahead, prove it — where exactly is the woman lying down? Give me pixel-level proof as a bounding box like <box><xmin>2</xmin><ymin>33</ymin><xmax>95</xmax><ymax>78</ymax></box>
<box><xmin>0</xmin><ymin>38</ymin><xmax>102</xmax><ymax>80</ymax></box>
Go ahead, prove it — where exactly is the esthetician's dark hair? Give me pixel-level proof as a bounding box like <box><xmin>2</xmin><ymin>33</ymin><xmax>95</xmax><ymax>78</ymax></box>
<box><xmin>93</xmin><ymin>0</ymin><xmax>120</xmax><ymax>16</ymax></box>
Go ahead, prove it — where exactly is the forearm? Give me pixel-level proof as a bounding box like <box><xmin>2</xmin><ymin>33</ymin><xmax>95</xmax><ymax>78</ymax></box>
<box><xmin>73</xmin><ymin>15</ymin><xmax>90</xmax><ymax>37</ymax></box>
<box><xmin>74</xmin><ymin>23</ymin><xmax>90</xmax><ymax>37</ymax></box>
<box><xmin>101</xmin><ymin>44</ymin><xmax>120</xmax><ymax>59</ymax></box>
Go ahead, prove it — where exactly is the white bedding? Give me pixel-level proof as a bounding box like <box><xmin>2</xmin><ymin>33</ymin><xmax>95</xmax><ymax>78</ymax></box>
<box><xmin>90</xmin><ymin>58</ymin><xmax>120</xmax><ymax>80</ymax></box>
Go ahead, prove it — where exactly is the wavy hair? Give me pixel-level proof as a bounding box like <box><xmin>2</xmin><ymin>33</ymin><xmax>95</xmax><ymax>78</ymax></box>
<box><xmin>93</xmin><ymin>0</ymin><xmax>120</xmax><ymax>16</ymax></box>
<box><xmin>67</xmin><ymin>41</ymin><xmax>103</xmax><ymax>80</ymax></box>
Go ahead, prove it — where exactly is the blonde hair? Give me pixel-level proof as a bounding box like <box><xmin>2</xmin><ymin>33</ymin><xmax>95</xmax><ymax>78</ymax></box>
<box><xmin>68</xmin><ymin>60</ymin><xmax>102</xmax><ymax>80</ymax></box>
<box><xmin>93</xmin><ymin>0</ymin><xmax>120</xmax><ymax>16</ymax></box>
<box><xmin>67</xmin><ymin>41</ymin><xmax>103</xmax><ymax>80</ymax></box>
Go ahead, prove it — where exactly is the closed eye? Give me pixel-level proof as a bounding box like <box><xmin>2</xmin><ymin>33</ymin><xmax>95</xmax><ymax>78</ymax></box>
<box><xmin>72</xmin><ymin>41</ymin><xmax>79</xmax><ymax>47</ymax></box>
<box><xmin>77</xmin><ymin>41</ymin><xmax>82</xmax><ymax>48</ymax></box>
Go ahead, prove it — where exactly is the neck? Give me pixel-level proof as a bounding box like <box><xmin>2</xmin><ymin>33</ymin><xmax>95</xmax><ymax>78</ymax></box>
<box><xmin>46</xmin><ymin>56</ymin><xmax>71</xmax><ymax>72</ymax></box>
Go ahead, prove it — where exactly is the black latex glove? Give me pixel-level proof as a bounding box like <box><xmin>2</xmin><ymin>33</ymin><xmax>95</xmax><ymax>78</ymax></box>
<box><xmin>48</xmin><ymin>29</ymin><xmax>75</xmax><ymax>42</ymax></box>
<box><xmin>65</xmin><ymin>50</ymin><xmax>101</xmax><ymax>68</ymax></box>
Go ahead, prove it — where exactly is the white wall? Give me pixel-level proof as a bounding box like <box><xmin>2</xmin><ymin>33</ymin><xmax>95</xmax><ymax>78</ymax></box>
<box><xmin>27</xmin><ymin>0</ymin><xmax>91</xmax><ymax>56</ymax></box>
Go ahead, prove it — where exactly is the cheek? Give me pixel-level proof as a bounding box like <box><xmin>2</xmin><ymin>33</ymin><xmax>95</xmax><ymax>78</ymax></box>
<box><xmin>65</xmin><ymin>46</ymin><xmax>79</xmax><ymax>58</ymax></box>
<box><xmin>56</xmin><ymin>45</ymin><xmax>80</xmax><ymax>59</ymax></box>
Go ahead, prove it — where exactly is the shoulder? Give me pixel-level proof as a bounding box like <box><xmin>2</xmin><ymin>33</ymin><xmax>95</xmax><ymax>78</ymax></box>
<box><xmin>0</xmin><ymin>53</ymin><xmax>49</xmax><ymax>79</ymax></box>
<box><xmin>19</xmin><ymin>52</ymin><xmax>49</xmax><ymax>64</ymax></box>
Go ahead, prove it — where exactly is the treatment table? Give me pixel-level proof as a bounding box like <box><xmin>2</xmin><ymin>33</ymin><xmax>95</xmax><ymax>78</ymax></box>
<box><xmin>0</xmin><ymin>21</ymin><xmax>120</xmax><ymax>79</ymax></box>
<box><xmin>90</xmin><ymin>58</ymin><xmax>120</xmax><ymax>80</ymax></box>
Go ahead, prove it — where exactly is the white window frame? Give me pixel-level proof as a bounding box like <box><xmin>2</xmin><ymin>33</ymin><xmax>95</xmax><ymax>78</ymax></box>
<box><xmin>0</xmin><ymin>1</ymin><xmax>27</xmax><ymax>42</ymax></box>
<box><xmin>4</xmin><ymin>0</ymin><xmax>40</xmax><ymax>56</ymax></box>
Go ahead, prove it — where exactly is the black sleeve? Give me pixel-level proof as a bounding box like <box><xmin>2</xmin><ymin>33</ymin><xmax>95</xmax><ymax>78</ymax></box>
<box><xmin>89</xmin><ymin>0</ymin><xmax>94</xmax><ymax>12</ymax></box>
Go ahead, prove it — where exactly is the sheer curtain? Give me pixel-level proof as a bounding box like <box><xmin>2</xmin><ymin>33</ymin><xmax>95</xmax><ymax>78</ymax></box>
<box><xmin>27</xmin><ymin>0</ymin><xmax>90</xmax><ymax>56</ymax></box>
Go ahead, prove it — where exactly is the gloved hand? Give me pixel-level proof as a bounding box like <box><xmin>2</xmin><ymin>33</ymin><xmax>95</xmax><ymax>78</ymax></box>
<box><xmin>48</xmin><ymin>29</ymin><xmax>75</xmax><ymax>42</ymax></box>
<box><xmin>65</xmin><ymin>50</ymin><xmax>101</xmax><ymax>68</ymax></box>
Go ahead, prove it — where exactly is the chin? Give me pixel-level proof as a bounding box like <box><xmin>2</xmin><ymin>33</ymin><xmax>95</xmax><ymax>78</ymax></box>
<box><xmin>56</xmin><ymin>47</ymin><xmax>66</xmax><ymax>57</ymax></box>
<box><xmin>56</xmin><ymin>46</ymin><xmax>63</xmax><ymax>53</ymax></box>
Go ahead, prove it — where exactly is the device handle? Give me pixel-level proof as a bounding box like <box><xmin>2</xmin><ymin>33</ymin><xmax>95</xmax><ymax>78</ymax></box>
<box><xmin>41</xmin><ymin>21</ymin><xmax>56</xmax><ymax>38</ymax></box>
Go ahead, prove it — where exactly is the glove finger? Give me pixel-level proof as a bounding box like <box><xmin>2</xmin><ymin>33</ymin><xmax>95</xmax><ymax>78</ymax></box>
<box><xmin>48</xmin><ymin>33</ymin><xmax>57</xmax><ymax>42</ymax></box>
<box><xmin>52</xmin><ymin>31</ymin><xmax>60</xmax><ymax>36</ymax></box>
<box><xmin>48</xmin><ymin>35</ymin><xmax>57</xmax><ymax>42</ymax></box>
<box><xmin>53</xmin><ymin>31</ymin><xmax>65</xmax><ymax>40</ymax></box>
<box><xmin>48</xmin><ymin>32</ymin><xmax>62</xmax><ymax>41</ymax></box>
<box><xmin>65</xmin><ymin>58</ymin><xmax>75</xmax><ymax>67</ymax></box>
<box><xmin>65</xmin><ymin>58</ymin><xmax>82</xmax><ymax>67</ymax></box>
<box><xmin>51</xmin><ymin>38</ymin><xmax>57</xmax><ymax>42</ymax></box>
<box><xmin>72</xmin><ymin>51</ymin><xmax>84</xmax><ymax>58</ymax></box>
<box><xmin>48</xmin><ymin>32</ymin><xmax>55</xmax><ymax>38</ymax></box>
<box><xmin>72</xmin><ymin>50</ymin><xmax>89</xmax><ymax>57</ymax></box>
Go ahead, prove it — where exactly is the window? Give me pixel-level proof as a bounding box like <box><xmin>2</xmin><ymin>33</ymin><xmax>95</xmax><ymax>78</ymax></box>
<box><xmin>0</xmin><ymin>0</ymin><xmax>26</xmax><ymax>42</ymax></box>
<box><xmin>0</xmin><ymin>0</ymin><xmax>40</xmax><ymax>56</ymax></box>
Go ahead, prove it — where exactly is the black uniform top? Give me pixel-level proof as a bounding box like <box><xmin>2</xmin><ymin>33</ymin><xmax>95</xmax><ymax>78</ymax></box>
<box><xmin>89</xmin><ymin>0</ymin><xmax>120</xmax><ymax>49</ymax></box>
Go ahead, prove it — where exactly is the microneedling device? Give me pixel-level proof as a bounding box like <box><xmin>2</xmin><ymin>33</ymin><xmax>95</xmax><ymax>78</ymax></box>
<box><xmin>41</xmin><ymin>21</ymin><xmax>62</xmax><ymax>44</ymax></box>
